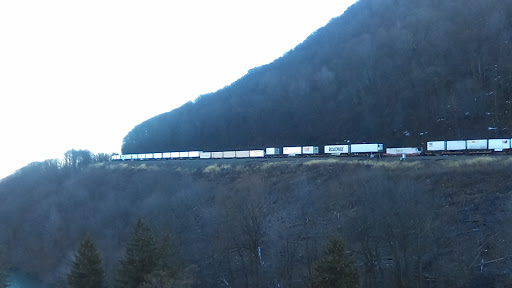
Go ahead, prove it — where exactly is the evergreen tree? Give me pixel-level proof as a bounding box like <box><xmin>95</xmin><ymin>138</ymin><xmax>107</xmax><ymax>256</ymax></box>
<box><xmin>140</xmin><ymin>232</ymin><xmax>189</xmax><ymax>288</ymax></box>
<box><xmin>0</xmin><ymin>269</ymin><xmax>7</xmax><ymax>288</ymax></box>
<box><xmin>0</xmin><ymin>250</ymin><xmax>9</xmax><ymax>288</ymax></box>
<box><xmin>0</xmin><ymin>249</ymin><xmax>8</xmax><ymax>288</ymax></box>
<box><xmin>310</xmin><ymin>236</ymin><xmax>359</xmax><ymax>288</ymax></box>
<box><xmin>67</xmin><ymin>235</ymin><xmax>105</xmax><ymax>288</ymax></box>
<box><xmin>117</xmin><ymin>218</ymin><xmax>158</xmax><ymax>288</ymax></box>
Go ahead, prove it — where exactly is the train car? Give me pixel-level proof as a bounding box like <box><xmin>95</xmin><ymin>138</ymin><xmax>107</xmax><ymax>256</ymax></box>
<box><xmin>170</xmin><ymin>152</ymin><xmax>180</xmax><ymax>159</ymax></box>
<box><xmin>235</xmin><ymin>151</ymin><xmax>250</xmax><ymax>158</ymax></box>
<box><xmin>324</xmin><ymin>144</ymin><xmax>350</xmax><ymax>155</ymax></box>
<box><xmin>385</xmin><ymin>147</ymin><xmax>421</xmax><ymax>156</ymax></box>
<box><xmin>163</xmin><ymin>152</ymin><xmax>172</xmax><ymax>159</ymax></box>
<box><xmin>446</xmin><ymin>140</ymin><xmax>466</xmax><ymax>151</ymax></box>
<box><xmin>212</xmin><ymin>152</ymin><xmax>224</xmax><ymax>159</ymax></box>
<box><xmin>488</xmin><ymin>139</ymin><xmax>511</xmax><ymax>152</ymax></box>
<box><xmin>427</xmin><ymin>141</ymin><xmax>445</xmax><ymax>152</ymax></box>
<box><xmin>250</xmin><ymin>150</ymin><xmax>265</xmax><ymax>157</ymax></box>
<box><xmin>466</xmin><ymin>139</ymin><xmax>488</xmax><ymax>152</ymax></box>
<box><xmin>302</xmin><ymin>146</ymin><xmax>319</xmax><ymax>155</ymax></box>
<box><xmin>283</xmin><ymin>146</ymin><xmax>302</xmax><ymax>156</ymax></box>
<box><xmin>188</xmin><ymin>151</ymin><xmax>201</xmax><ymax>158</ymax></box>
<box><xmin>223</xmin><ymin>151</ymin><xmax>236</xmax><ymax>158</ymax></box>
<box><xmin>350</xmin><ymin>143</ymin><xmax>383</xmax><ymax>154</ymax></box>
<box><xmin>200</xmin><ymin>152</ymin><xmax>212</xmax><ymax>159</ymax></box>
<box><xmin>265</xmin><ymin>148</ymin><xmax>280</xmax><ymax>156</ymax></box>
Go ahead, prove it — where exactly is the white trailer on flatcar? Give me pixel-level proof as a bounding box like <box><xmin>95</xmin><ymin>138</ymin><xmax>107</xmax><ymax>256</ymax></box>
<box><xmin>283</xmin><ymin>147</ymin><xmax>302</xmax><ymax>156</ymax></box>
<box><xmin>466</xmin><ymin>139</ymin><xmax>488</xmax><ymax>150</ymax></box>
<box><xmin>446</xmin><ymin>140</ymin><xmax>466</xmax><ymax>151</ymax></box>
<box><xmin>350</xmin><ymin>143</ymin><xmax>383</xmax><ymax>154</ymax></box>
<box><xmin>223</xmin><ymin>151</ymin><xmax>236</xmax><ymax>158</ymax></box>
<box><xmin>235</xmin><ymin>151</ymin><xmax>250</xmax><ymax>158</ymax></box>
<box><xmin>188</xmin><ymin>151</ymin><xmax>201</xmax><ymax>158</ymax></box>
<box><xmin>265</xmin><ymin>148</ymin><xmax>280</xmax><ymax>156</ymax></box>
<box><xmin>488</xmin><ymin>139</ymin><xmax>511</xmax><ymax>152</ymax></box>
<box><xmin>324</xmin><ymin>145</ymin><xmax>350</xmax><ymax>155</ymax></box>
<box><xmin>250</xmin><ymin>150</ymin><xmax>265</xmax><ymax>157</ymax></box>
<box><xmin>302</xmin><ymin>146</ymin><xmax>319</xmax><ymax>154</ymax></box>
<box><xmin>200</xmin><ymin>152</ymin><xmax>212</xmax><ymax>159</ymax></box>
<box><xmin>212</xmin><ymin>152</ymin><xmax>224</xmax><ymax>159</ymax></box>
<box><xmin>385</xmin><ymin>147</ymin><xmax>421</xmax><ymax>156</ymax></box>
<box><xmin>427</xmin><ymin>141</ymin><xmax>445</xmax><ymax>151</ymax></box>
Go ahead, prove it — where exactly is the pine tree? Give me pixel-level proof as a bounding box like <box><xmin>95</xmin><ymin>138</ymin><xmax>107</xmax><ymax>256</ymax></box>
<box><xmin>0</xmin><ymin>270</ymin><xmax>7</xmax><ymax>288</ymax></box>
<box><xmin>117</xmin><ymin>218</ymin><xmax>158</xmax><ymax>288</ymax></box>
<box><xmin>310</xmin><ymin>237</ymin><xmax>360</xmax><ymax>288</ymax></box>
<box><xmin>67</xmin><ymin>235</ymin><xmax>105</xmax><ymax>288</ymax></box>
<box><xmin>0</xmin><ymin>251</ymin><xmax>8</xmax><ymax>288</ymax></box>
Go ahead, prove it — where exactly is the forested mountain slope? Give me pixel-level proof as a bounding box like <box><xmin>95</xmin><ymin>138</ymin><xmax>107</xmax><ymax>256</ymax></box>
<box><xmin>123</xmin><ymin>0</ymin><xmax>512</xmax><ymax>153</ymax></box>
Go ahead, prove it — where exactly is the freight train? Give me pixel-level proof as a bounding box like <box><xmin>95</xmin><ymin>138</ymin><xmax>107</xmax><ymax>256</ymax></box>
<box><xmin>111</xmin><ymin>138</ymin><xmax>512</xmax><ymax>161</ymax></box>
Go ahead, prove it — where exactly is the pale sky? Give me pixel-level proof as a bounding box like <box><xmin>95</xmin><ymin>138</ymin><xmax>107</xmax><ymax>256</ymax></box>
<box><xmin>0</xmin><ymin>0</ymin><xmax>357</xmax><ymax>180</ymax></box>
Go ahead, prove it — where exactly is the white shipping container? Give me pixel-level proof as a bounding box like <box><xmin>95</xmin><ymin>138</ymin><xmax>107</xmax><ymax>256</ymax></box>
<box><xmin>170</xmin><ymin>152</ymin><xmax>180</xmax><ymax>159</ymax></box>
<box><xmin>386</xmin><ymin>147</ymin><xmax>421</xmax><ymax>155</ymax></box>
<box><xmin>350</xmin><ymin>143</ymin><xmax>383</xmax><ymax>153</ymax></box>
<box><xmin>427</xmin><ymin>141</ymin><xmax>445</xmax><ymax>151</ymax></box>
<box><xmin>466</xmin><ymin>139</ymin><xmax>488</xmax><ymax>150</ymax></box>
<box><xmin>302</xmin><ymin>146</ymin><xmax>319</xmax><ymax>154</ymax></box>
<box><xmin>488</xmin><ymin>139</ymin><xmax>511</xmax><ymax>151</ymax></box>
<box><xmin>212</xmin><ymin>152</ymin><xmax>224</xmax><ymax>159</ymax></box>
<box><xmin>250</xmin><ymin>150</ymin><xmax>265</xmax><ymax>157</ymax></box>
<box><xmin>200</xmin><ymin>152</ymin><xmax>211</xmax><ymax>159</ymax></box>
<box><xmin>265</xmin><ymin>148</ymin><xmax>280</xmax><ymax>155</ymax></box>
<box><xmin>189</xmin><ymin>151</ymin><xmax>201</xmax><ymax>158</ymax></box>
<box><xmin>324</xmin><ymin>145</ymin><xmax>350</xmax><ymax>154</ymax></box>
<box><xmin>235</xmin><ymin>151</ymin><xmax>250</xmax><ymax>158</ymax></box>
<box><xmin>283</xmin><ymin>147</ymin><xmax>302</xmax><ymax>155</ymax></box>
<box><xmin>223</xmin><ymin>151</ymin><xmax>236</xmax><ymax>158</ymax></box>
<box><xmin>163</xmin><ymin>152</ymin><xmax>171</xmax><ymax>158</ymax></box>
<box><xmin>446</xmin><ymin>140</ymin><xmax>466</xmax><ymax>151</ymax></box>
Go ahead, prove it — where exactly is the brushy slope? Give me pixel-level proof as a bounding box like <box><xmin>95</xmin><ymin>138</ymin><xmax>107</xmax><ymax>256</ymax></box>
<box><xmin>1</xmin><ymin>156</ymin><xmax>512</xmax><ymax>287</ymax></box>
<box><xmin>123</xmin><ymin>0</ymin><xmax>512</xmax><ymax>153</ymax></box>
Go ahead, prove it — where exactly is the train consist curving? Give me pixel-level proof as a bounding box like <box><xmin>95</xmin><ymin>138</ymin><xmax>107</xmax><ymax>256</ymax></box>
<box><xmin>112</xmin><ymin>138</ymin><xmax>512</xmax><ymax>161</ymax></box>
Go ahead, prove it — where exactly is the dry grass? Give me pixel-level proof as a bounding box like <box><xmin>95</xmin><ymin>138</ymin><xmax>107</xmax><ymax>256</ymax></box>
<box><xmin>259</xmin><ymin>162</ymin><xmax>290</xmax><ymax>170</ymax></box>
<box><xmin>204</xmin><ymin>164</ymin><xmax>231</xmax><ymax>173</ymax></box>
<box><xmin>303</xmin><ymin>159</ymin><xmax>340</xmax><ymax>166</ymax></box>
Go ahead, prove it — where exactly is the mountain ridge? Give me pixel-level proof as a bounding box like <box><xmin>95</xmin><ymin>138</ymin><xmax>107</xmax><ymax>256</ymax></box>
<box><xmin>122</xmin><ymin>0</ymin><xmax>512</xmax><ymax>154</ymax></box>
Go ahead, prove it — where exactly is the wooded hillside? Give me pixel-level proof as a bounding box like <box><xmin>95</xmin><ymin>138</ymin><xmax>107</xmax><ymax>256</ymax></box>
<box><xmin>122</xmin><ymin>0</ymin><xmax>512</xmax><ymax>153</ymax></box>
<box><xmin>1</xmin><ymin>157</ymin><xmax>512</xmax><ymax>287</ymax></box>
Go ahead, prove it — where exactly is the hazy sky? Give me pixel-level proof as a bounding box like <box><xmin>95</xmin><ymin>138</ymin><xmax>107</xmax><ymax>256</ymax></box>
<box><xmin>0</xmin><ymin>0</ymin><xmax>357</xmax><ymax>180</ymax></box>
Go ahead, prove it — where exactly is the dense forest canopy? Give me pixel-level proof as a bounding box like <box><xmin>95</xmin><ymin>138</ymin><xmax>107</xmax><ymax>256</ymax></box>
<box><xmin>122</xmin><ymin>0</ymin><xmax>512</xmax><ymax>154</ymax></box>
